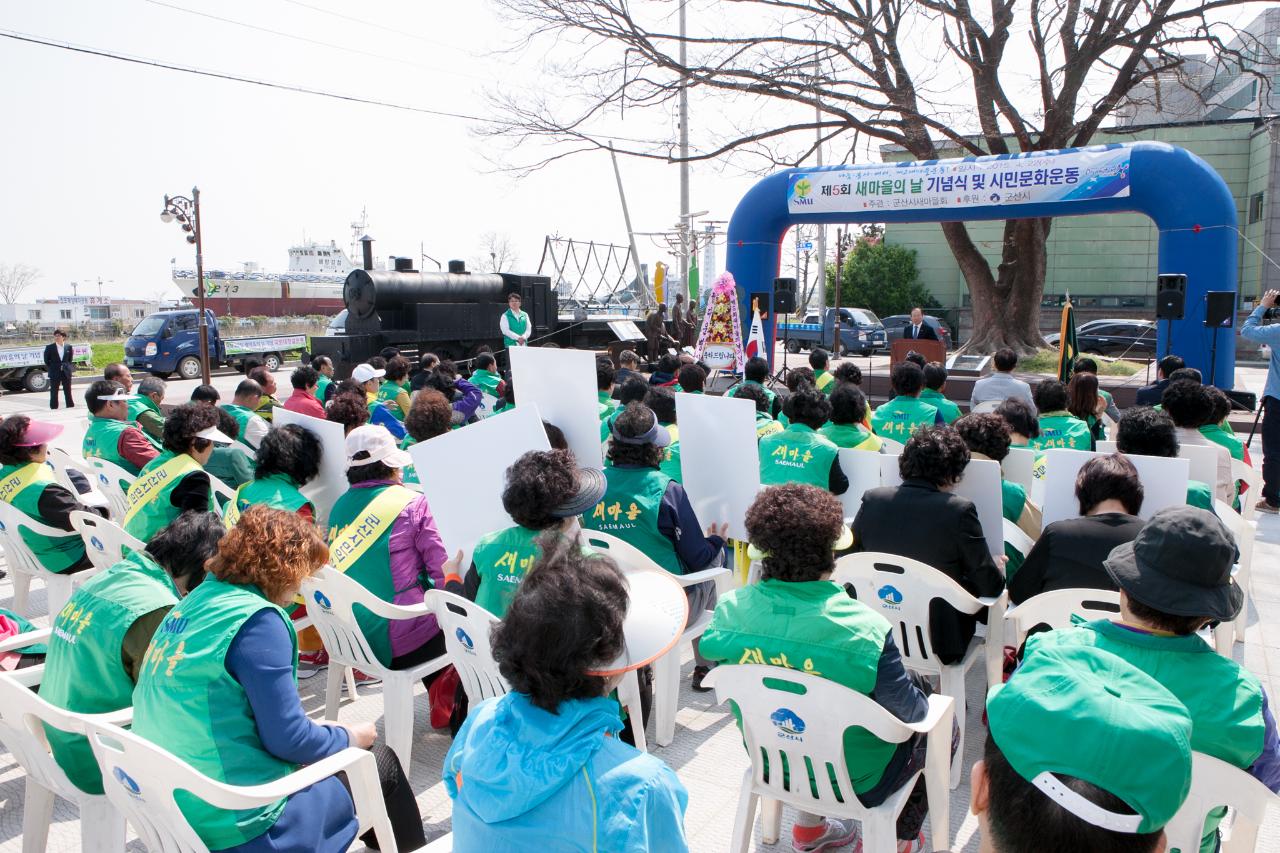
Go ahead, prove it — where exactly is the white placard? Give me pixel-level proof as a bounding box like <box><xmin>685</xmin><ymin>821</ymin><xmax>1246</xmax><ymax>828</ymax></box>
<box><xmin>954</xmin><ymin>458</ymin><xmax>1005</xmax><ymax>558</ymax></box>
<box><xmin>1003</xmin><ymin>447</ymin><xmax>1036</xmax><ymax>491</ymax></box>
<box><xmin>272</xmin><ymin>407</ymin><xmax>349</xmax><ymax>531</ymax></box>
<box><xmin>675</xmin><ymin>392</ymin><xmax>759</xmax><ymax>542</ymax></box>
<box><xmin>509</xmin><ymin>346</ymin><xmax>603</xmax><ymax>469</ymax></box>
<box><xmin>1041</xmin><ymin>448</ymin><xmax>1190</xmax><ymax>527</ymax></box>
<box><xmin>408</xmin><ymin>406</ymin><xmax>550</xmax><ymax>563</ymax></box>
<box><xmin>1098</xmin><ymin>439</ymin><xmax>1219</xmax><ymax>493</ymax></box>
<box><xmin>837</xmin><ymin>449</ymin><xmax>884</xmax><ymax>522</ymax></box>
<box><xmin>880</xmin><ymin>453</ymin><xmax>903</xmax><ymax>489</ymax></box>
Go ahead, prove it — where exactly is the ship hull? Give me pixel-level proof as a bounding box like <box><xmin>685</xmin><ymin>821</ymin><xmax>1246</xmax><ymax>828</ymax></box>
<box><xmin>173</xmin><ymin>273</ymin><xmax>344</xmax><ymax>317</ymax></box>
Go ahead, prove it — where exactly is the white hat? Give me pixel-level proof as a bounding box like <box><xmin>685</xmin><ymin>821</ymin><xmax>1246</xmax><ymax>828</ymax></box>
<box><xmin>586</xmin><ymin>570</ymin><xmax>689</xmax><ymax>677</ymax></box>
<box><xmin>346</xmin><ymin>424</ymin><xmax>413</xmax><ymax>469</ymax></box>
<box><xmin>194</xmin><ymin>424</ymin><xmax>235</xmax><ymax>445</ymax></box>
<box><xmin>352</xmin><ymin>364</ymin><xmax>385</xmax><ymax>384</ymax></box>
<box><xmin>96</xmin><ymin>390</ymin><xmax>131</xmax><ymax>402</ymax></box>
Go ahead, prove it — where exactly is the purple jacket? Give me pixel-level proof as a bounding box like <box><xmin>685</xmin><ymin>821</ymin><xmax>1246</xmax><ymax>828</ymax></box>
<box><xmin>350</xmin><ymin>480</ymin><xmax>448</xmax><ymax>658</ymax></box>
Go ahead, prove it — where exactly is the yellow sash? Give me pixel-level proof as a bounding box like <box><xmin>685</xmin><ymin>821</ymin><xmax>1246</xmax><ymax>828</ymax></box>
<box><xmin>223</xmin><ymin>483</ymin><xmax>248</xmax><ymax>529</ymax></box>
<box><xmin>0</xmin><ymin>463</ymin><xmax>53</xmax><ymax>505</ymax></box>
<box><xmin>123</xmin><ymin>454</ymin><xmax>202</xmax><ymax>526</ymax></box>
<box><xmin>327</xmin><ymin>486</ymin><xmax>417</xmax><ymax>574</ymax></box>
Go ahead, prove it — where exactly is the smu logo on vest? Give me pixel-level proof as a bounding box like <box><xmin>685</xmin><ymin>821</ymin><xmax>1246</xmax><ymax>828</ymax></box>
<box><xmin>771</xmin><ymin>708</ymin><xmax>806</xmax><ymax>741</ymax></box>
<box><xmin>877</xmin><ymin>584</ymin><xmax>904</xmax><ymax>611</ymax></box>
<box><xmin>455</xmin><ymin>627</ymin><xmax>475</xmax><ymax>654</ymax></box>
<box><xmin>113</xmin><ymin>767</ymin><xmax>143</xmax><ymax>798</ymax></box>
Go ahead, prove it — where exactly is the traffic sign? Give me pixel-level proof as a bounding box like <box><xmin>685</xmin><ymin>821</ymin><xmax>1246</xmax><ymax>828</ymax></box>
<box><xmin>801</xmin><ymin>241</ymin><xmax>813</xmax><ymax>250</ymax></box>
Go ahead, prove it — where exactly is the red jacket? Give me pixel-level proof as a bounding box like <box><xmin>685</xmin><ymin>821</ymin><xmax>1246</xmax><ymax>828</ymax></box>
<box><xmin>283</xmin><ymin>387</ymin><xmax>326</xmax><ymax>419</ymax></box>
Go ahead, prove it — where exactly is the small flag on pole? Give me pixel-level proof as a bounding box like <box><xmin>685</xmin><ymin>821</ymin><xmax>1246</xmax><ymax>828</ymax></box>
<box><xmin>1056</xmin><ymin>295</ymin><xmax>1078</xmax><ymax>382</ymax></box>
<box><xmin>744</xmin><ymin>302</ymin><xmax>766</xmax><ymax>366</ymax></box>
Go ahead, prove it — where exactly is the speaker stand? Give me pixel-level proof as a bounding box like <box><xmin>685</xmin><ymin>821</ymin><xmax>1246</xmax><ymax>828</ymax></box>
<box><xmin>1163</xmin><ymin>317</ymin><xmax>1174</xmax><ymax>359</ymax></box>
<box><xmin>1207</xmin><ymin>325</ymin><xmax>1219</xmax><ymax>388</ymax></box>
<box><xmin>772</xmin><ymin>323</ymin><xmax>794</xmax><ymax>386</ymax></box>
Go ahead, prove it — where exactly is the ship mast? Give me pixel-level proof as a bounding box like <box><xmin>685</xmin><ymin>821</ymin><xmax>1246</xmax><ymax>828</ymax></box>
<box><xmin>349</xmin><ymin>207</ymin><xmax>369</xmax><ymax>261</ymax></box>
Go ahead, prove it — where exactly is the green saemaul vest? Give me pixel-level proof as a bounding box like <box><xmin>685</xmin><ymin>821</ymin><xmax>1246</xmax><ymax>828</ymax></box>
<box><xmin>326</xmin><ymin>484</ymin><xmax>420</xmax><ymax>666</ymax></box>
<box><xmin>470</xmin><ymin>368</ymin><xmax>502</xmax><ymax>397</ymax></box>
<box><xmin>1030</xmin><ymin>621</ymin><xmax>1265</xmax><ymax>853</ymax></box>
<box><xmin>220</xmin><ymin>403</ymin><xmax>259</xmax><ymax>450</ymax></box>
<box><xmin>727</xmin><ymin>380</ymin><xmax>778</xmax><ymax>411</ymax></box>
<box><xmin>471</xmin><ymin>525</ymin><xmax>544</xmax><ymax>618</ymax></box>
<box><xmin>919</xmin><ymin>388</ymin><xmax>961</xmax><ymax>424</ymax></box>
<box><xmin>659</xmin><ymin>424</ymin><xmax>683</xmax><ymax>483</ymax></box>
<box><xmin>0</xmin><ymin>463</ymin><xmax>85</xmax><ymax>573</ymax></box>
<box><xmin>814</xmin><ymin>370</ymin><xmax>835</xmax><ymax>395</ymax></box>
<box><xmin>870</xmin><ymin>397</ymin><xmax>939</xmax><ymax>440</ymax></box>
<box><xmin>759</xmin><ymin>423</ymin><xmax>839</xmax><ymax>489</ymax></box>
<box><xmin>41</xmin><ymin>550</ymin><xmax>178</xmax><ymax>794</ymax></box>
<box><xmin>1000</xmin><ymin>479</ymin><xmax>1029</xmax><ymax>577</ymax></box>
<box><xmin>377</xmin><ymin>380</ymin><xmax>409</xmax><ymax>421</ymax></box>
<box><xmin>132</xmin><ymin>578</ymin><xmax>298</xmax><ymax>850</ymax></box>
<box><xmin>582</xmin><ymin>465</ymin><xmax>683</xmax><ymax>575</ymax></box>
<box><xmin>313</xmin><ymin>373</ymin><xmax>332</xmax><ymax>403</ymax></box>
<box><xmin>83</xmin><ymin>416</ymin><xmax>153</xmax><ymax>477</ymax></box>
<box><xmin>504</xmin><ymin>309</ymin><xmax>529</xmax><ymax>347</ymax></box>
<box><xmin>1031</xmin><ymin>411</ymin><xmax>1093</xmax><ymax>451</ymax></box>
<box><xmin>225</xmin><ymin>473</ymin><xmax>311</xmax><ymax>528</ymax></box>
<box><xmin>123</xmin><ymin>452</ymin><xmax>212</xmax><ymax>541</ymax></box>
<box><xmin>700</xmin><ymin>579</ymin><xmax>895</xmax><ymax>794</ymax></box>
<box><xmin>819</xmin><ymin>422</ymin><xmax>882</xmax><ymax>451</ymax></box>
<box><xmin>126</xmin><ymin>395</ymin><xmax>161</xmax><ymax>425</ymax></box>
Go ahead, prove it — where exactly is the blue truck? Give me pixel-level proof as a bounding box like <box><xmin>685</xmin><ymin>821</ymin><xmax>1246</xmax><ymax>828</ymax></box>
<box><xmin>776</xmin><ymin>307</ymin><xmax>886</xmax><ymax>356</ymax></box>
<box><xmin>125</xmin><ymin>309</ymin><xmax>308</xmax><ymax>379</ymax></box>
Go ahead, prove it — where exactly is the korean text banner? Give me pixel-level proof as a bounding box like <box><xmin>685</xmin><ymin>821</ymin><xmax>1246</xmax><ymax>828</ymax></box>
<box><xmin>787</xmin><ymin>146</ymin><xmax>1131</xmax><ymax>215</ymax></box>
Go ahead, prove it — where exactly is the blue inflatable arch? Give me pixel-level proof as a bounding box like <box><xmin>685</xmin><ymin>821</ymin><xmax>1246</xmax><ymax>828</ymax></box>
<box><xmin>725</xmin><ymin>141</ymin><xmax>1239</xmax><ymax>387</ymax></box>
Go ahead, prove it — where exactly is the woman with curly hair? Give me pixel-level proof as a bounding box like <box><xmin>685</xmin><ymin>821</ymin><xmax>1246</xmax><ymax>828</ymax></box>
<box><xmin>400</xmin><ymin>388</ymin><xmax>453</xmax><ymax>449</ymax></box>
<box><xmin>123</xmin><ymin>402</ymin><xmax>231</xmax><ymax>541</ymax></box>
<box><xmin>851</xmin><ymin>425</ymin><xmax>1005</xmax><ymax>664</ymax></box>
<box><xmin>954</xmin><ymin>413</ymin><xmax>1043</xmax><ymax>573</ymax></box>
<box><xmin>582</xmin><ymin>402</ymin><xmax>726</xmax><ymax>690</ymax></box>
<box><xmin>702</xmin><ymin>484</ymin><xmax>935</xmax><ymax>853</ymax></box>
<box><xmin>819</xmin><ymin>383</ymin><xmax>881</xmax><ymax>451</ymax></box>
<box><xmin>448</xmin><ymin>450</ymin><xmax>605</xmax><ymax>618</ymax></box>
<box><xmin>131</xmin><ymin>506</ymin><xmax>426</xmax><ymax>852</ymax></box>
<box><xmin>445</xmin><ymin>539</ymin><xmax>690</xmax><ymax>851</ymax></box>
<box><xmin>0</xmin><ymin>415</ymin><xmax>101</xmax><ymax>573</ymax></box>
<box><xmin>325</xmin><ymin>389</ymin><xmax>370</xmax><ymax>435</ymax></box>
<box><xmin>759</xmin><ymin>385</ymin><xmax>849</xmax><ymax>492</ymax></box>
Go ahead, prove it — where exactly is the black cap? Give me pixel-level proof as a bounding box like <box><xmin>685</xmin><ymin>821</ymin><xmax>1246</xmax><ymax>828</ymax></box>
<box><xmin>1103</xmin><ymin>506</ymin><xmax>1241</xmax><ymax>621</ymax></box>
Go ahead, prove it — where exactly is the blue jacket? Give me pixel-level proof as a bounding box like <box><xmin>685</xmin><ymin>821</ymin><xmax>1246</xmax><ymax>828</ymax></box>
<box><xmin>444</xmin><ymin>693</ymin><xmax>689</xmax><ymax>852</ymax></box>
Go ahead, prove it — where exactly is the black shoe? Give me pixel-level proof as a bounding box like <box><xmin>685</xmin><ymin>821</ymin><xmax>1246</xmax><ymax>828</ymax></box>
<box><xmin>691</xmin><ymin>665</ymin><xmax>713</xmax><ymax>692</ymax></box>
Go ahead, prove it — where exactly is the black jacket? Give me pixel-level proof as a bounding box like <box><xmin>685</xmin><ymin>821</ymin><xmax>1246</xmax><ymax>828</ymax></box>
<box><xmin>1134</xmin><ymin>379</ymin><xmax>1169</xmax><ymax>407</ymax></box>
<box><xmin>850</xmin><ymin>479</ymin><xmax>1005</xmax><ymax>663</ymax></box>
<box><xmin>43</xmin><ymin>342</ymin><xmax>74</xmax><ymax>378</ymax></box>
<box><xmin>1007</xmin><ymin>512</ymin><xmax>1144</xmax><ymax>605</ymax></box>
<box><xmin>903</xmin><ymin>322</ymin><xmax>938</xmax><ymax>341</ymax></box>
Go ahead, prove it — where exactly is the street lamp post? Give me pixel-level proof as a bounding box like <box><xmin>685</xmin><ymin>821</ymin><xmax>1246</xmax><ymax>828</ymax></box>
<box><xmin>160</xmin><ymin>187</ymin><xmax>211</xmax><ymax>384</ymax></box>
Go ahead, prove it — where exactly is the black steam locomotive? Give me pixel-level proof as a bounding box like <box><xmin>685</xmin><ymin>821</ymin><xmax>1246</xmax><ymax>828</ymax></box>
<box><xmin>310</xmin><ymin>244</ymin><xmax>642</xmax><ymax>377</ymax></box>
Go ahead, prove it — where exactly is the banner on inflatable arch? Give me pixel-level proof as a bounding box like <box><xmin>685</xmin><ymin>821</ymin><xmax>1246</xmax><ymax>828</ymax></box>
<box><xmin>787</xmin><ymin>146</ymin><xmax>1131</xmax><ymax>215</ymax></box>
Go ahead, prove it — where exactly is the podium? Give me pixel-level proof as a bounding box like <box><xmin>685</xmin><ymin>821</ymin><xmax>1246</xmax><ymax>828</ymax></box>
<box><xmin>890</xmin><ymin>338</ymin><xmax>946</xmax><ymax>367</ymax></box>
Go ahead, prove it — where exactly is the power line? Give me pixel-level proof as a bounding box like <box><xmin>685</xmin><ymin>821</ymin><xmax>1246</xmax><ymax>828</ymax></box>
<box><xmin>0</xmin><ymin>29</ymin><xmax>679</xmax><ymax>149</ymax></box>
<box><xmin>274</xmin><ymin>0</ymin><xmax>463</xmax><ymax>51</ymax></box>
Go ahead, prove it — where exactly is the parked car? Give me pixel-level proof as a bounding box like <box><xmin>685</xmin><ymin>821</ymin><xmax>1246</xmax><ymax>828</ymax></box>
<box><xmin>1045</xmin><ymin>318</ymin><xmax>1156</xmax><ymax>360</ymax></box>
<box><xmin>881</xmin><ymin>313</ymin><xmax>953</xmax><ymax>350</ymax></box>
<box><xmin>777</xmin><ymin>307</ymin><xmax>886</xmax><ymax>356</ymax></box>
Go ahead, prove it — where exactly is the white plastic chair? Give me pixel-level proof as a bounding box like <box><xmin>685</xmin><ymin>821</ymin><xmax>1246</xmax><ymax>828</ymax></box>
<box><xmin>0</xmin><ymin>666</ymin><xmax>127</xmax><ymax>853</ymax></box>
<box><xmin>1233</xmin><ymin>458</ymin><xmax>1262</xmax><ymax>522</ymax></box>
<box><xmin>69</xmin><ymin>511</ymin><xmax>145</xmax><ymax>573</ymax></box>
<box><xmin>704</xmin><ymin>664</ymin><xmax>954</xmax><ymax>853</ymax></box>
<box><xmin>0</xmin><ymin>500</ymin><xmax>102</xmax><ymax>618</ymax></box>
<box><xmin>85</xmin><ymin>719</ymin><xmax>399</xmax><ymax>853</ymax></box>
<box><xmin>45</xmin><ymin>449</ymin><xmax>112</xmax><ymax>516</ymax></box>
<box><xmin>1001</xmin><ymin>517</ymin><xmax>1035</xmax><ymax>560</ymax></box>
<box><xmin>300</xmin><ymin>567</ymin><xmax>450</xmax><ymax>772</ymax></box>
<box><xmin>83</xmin><ymin>456</ymin><xmax>136</xmax><ymax>522</ymax></box>
<box><xmin>833</xmin><ymin>552</ymin><xmax>1004</xmax><ymax>788</ymax></box>
<box><xmin>1164</xmin><ymin>751</ymin><xmax>1279</xmax><ymax>853</ymax></box>
<box><xmin>1002</xmin><ymin>588</ymin><xmax>1121</xmax><ymax>652</ymax></box>
<box><xmin>582</xmin><ymin>530</ymin><xmax>732</xmax><ymax>747</ymax></box>
<box><xmin>1214</xmin><ymin>498</ymin><xmax>1256</xmax><ymax>643</ymax></box>
<box><xmin>423</xmin><ymin>833</ymin><xmax>453</xmax><ymax>851</ymax></box>
<box><xmin>423</xmin><ymin>587</ymin><xmax>651</xmax><ymax>751</ymax></box>
<box><xmin>206</xmin><ymin>472</ymin><xmax>238</xmax><ymax>518</ymax></box>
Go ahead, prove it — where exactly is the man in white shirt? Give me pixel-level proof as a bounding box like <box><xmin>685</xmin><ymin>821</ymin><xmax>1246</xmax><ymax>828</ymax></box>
<box><xmin>970</xmin><ymin>347</ymin><xmax>1037</xmax><ymax>413</ymax></box>
<box><xmin>903</xmin><ymin>307</ymin><xmax>938</xmax><ymax>341</ymax></box>
<box><xmin>500</xmin><ymin>292</ymin><xmax>530</xmax><ymax>348</ymax></box>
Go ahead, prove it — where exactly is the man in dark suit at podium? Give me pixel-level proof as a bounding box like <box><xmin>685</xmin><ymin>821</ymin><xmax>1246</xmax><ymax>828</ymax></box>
<box><xmin>43</xmin><ymin>328</ymin><xmax>75</xmax><ymax>409</ymax></box>
<box><xmin>904</xmin><ymin>306</ymin><xmax>938</xmax><ymax>341</ymax></box>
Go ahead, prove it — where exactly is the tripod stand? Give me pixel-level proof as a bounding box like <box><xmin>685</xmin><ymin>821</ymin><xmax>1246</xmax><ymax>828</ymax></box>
<box><xmin>771</xmin><ymin>320</ymin><xmax>794</xmax><ymax>387</ymax></box>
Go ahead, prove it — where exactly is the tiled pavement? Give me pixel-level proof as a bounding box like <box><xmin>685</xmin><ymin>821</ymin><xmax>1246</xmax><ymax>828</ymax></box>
<box><xmin>1</xmin><ymin>366</ymin><xmax>1279</xmax><ymax>851</ymax></box>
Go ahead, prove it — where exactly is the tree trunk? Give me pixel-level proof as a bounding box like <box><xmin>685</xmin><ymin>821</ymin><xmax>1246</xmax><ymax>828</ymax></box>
<box><xmin>939</xmin><ymin>219</ymin><xmax>1051</xmax><ymax>355</ymax></box>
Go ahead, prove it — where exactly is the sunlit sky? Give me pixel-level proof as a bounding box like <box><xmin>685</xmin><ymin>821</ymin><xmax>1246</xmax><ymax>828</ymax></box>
<box><xmin>0</xmin><ymin>1</ymin><xmax>1268</xmax><ymax>303</ymax></box>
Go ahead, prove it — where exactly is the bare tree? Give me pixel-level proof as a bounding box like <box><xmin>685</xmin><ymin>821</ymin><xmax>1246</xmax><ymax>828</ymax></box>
<box><xmin>0</xmin><ymin>263</ymin><xmax>40</xmax><ymax>305</ymax></box>
<box><xmin>472</xmin><ymin>232</ymin><xmax>522</xmax><ymax>272</ymax></box>
<box><xmin>486</xmin><ymin>0</ymin><xmax>1272</xmax><ymax>352</ymax></box>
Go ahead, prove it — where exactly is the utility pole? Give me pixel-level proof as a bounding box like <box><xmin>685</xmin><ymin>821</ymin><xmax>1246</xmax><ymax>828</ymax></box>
<box><xmin>610</xmin><ymin>144</ymin><xmax>649</xmax><ymax>306</ymax></box>
<box><xmin>833</xmin><ymin>228</ymin><xmax>844</xmax><ymax>356</ymax></box>
<box><xmin>678</xmin><ymin>0</ymin><xmax>690</xmax><ymax>300</ymax></box>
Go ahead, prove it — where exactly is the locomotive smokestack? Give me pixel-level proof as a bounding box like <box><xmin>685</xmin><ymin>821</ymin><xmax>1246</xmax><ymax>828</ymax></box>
<box><xmin>360</xmin><ymin>235</ymin><xmax>374</xmax><ymax>271</ymax></box>
<box><xmin>448</xmin><ymin>260</ymin><xmax>467</xmax><ymax>274</ymax></box>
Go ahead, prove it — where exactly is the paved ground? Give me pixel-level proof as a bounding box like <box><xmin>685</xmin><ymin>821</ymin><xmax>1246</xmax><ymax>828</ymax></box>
<box><xmin>0</xmin><ymin>362</ymin><xmax>1278</xmax><ymax>851</ymax></box>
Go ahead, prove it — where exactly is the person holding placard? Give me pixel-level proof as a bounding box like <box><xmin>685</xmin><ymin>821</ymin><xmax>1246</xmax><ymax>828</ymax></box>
<box><xmin>851</xmin><ymin>426</ymin><xmax>1005</xmax><ymax>664</ymax></box>
<box><xmin>584</xmin><ymin>402</ymin><xmax>726</xmax><ymax>691</ymax></box>
<box><xmin>820</xmin><ymin>384</ymin><xmax>881</xmax><ymax>451</ymax></box>
<box><xmin>760</xmin><ymin>386</ymin><xmax>849</xmax><ymax>493</ymax></box>
<box><xmin>1007</xmin><ymin>454</ymin><xmax>1144</xmax><ymax>605</ymax></box>
<box><xmin>1030</xmin><ymin>380</ymin><xmax>1092</xmax><ymax>451</ymax></box>
<box><xmin>1115</xmin><ymin>407</ymin><xmax>1215</xmax><ymax>510</ymax></box>
<box><xmin>124</xmin><ymin>404</ymin><xmax>231</xmax><ymax>541</ymax></box>
<box><xmin>445</xmin><ymin>541</ymin><xmax>690</xmax><ymax>851</ymax></box>
<box><xmin>1027</xmin><ymin>506</ymin><xmax>1280</xmax><ymax>852</ymax></box>
<box><xmin>955</xmin><ymin>413</ymin><xmax>1042</xmax><ymax>577</ymax></box>
<box><xmin>871</xmin><ymin>363</ymin><xmax>942</xmax><ymax>440</ymax></box>
<box><xmin>701</xmin><ymin>484</ymin><xmax>939</xmax><ymax>853</ymax></box>
<box><xmin>500</xmin><ymin>291</ymin><xmax>531</xmax><ymax>348</ymax></box>
<box><xmin>734</xmin><ymin>383</ymin><xmax>784</xmax><ymax>440</ymax></box>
